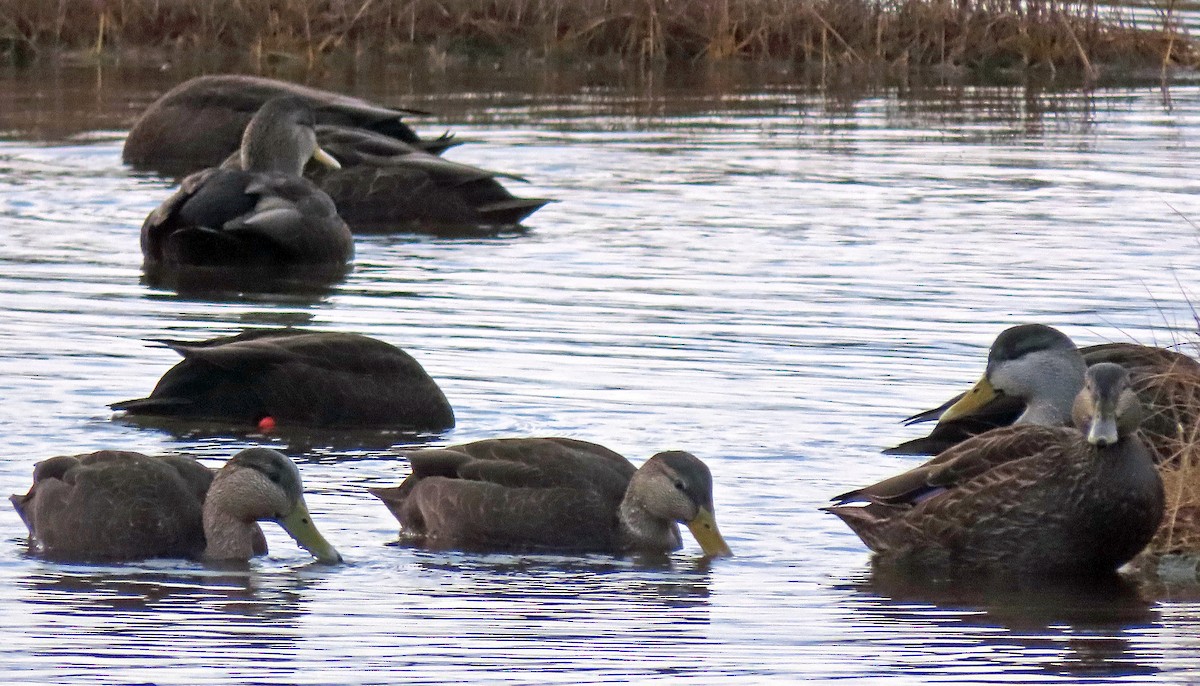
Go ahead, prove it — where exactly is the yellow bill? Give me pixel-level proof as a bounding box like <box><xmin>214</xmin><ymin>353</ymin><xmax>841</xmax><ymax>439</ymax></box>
<box><xmin>686</xmin><ymin>507</ymin><xmax>732</xmax><ymax>557</ymax></box>
<box><xmin>311</xmin><ymin>146</ymin><xmax>341</xmax><ymax>170</ymax></box>
<box><xmin>278</xmin><ymin>500</ymin><xmax>343</xmax><ymax>564</ymax></box>
<box><xmin>939</xmin><ymin>374</ymin><xmax>998</xmax><ymax>424</ymax></box>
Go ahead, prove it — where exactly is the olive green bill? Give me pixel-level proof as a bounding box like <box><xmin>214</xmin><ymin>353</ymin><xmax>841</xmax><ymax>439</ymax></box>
<box><xmin>939</xmin><ymin>374</ymin><xmax>998</xmax><ymax>424</ymax></box>
<box><xmin>278</xmin><ymin>500</ymin><xmax>343</xmax><ymax>564</ymax></box>
<box><xmin>686</xmin><ymin>507</ymin><xmax>733</xmax><ymax>557</ymax></box>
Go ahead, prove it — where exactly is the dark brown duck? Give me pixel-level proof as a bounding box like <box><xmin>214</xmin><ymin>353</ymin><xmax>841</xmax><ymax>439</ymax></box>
<box><xmin>10</xmin><ymin>447</ymin><xmax>341</xmax><ymax>563</ymax></box>
<box><xmin>110</xmin><ymin>329</ymin><xmax>454</xmax><ymax>431</ymax></box>
<box><xmin>141</xmin><ymin>96</ymin><xmax>353</xmax><ymax>272</ymax></box>
<box><xmin>370</xmin><ymin>437</ymin><xmax>732</xmax><ymax>556</ymax></box>
<box><xmin>124</xmin><ymin>74</ymin><xmax>548</xmax><ymax>233</ymax></box>
<box><xmin>827</xmin><ymin>363</ymin><xmax>1164</xmax><ymax>576</ymax></box>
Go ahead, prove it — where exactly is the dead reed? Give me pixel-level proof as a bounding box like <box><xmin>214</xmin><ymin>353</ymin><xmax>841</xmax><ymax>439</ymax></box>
<box><xmin>2</xmin><ymin>0</ymin><xmax>1194</xmax><ymax>72</ymax></box>
<box><xmin>1134</xmin><ymin>361</ymin><xmax>1200</xmax><ymax>560</ymax></box>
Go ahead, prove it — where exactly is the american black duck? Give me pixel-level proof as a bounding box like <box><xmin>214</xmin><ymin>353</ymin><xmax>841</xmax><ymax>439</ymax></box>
<box><xmin>10</xmin><ymin>447</ymin><xmax>342</xmax><ymax>563</ymax></box>
<box><xmin>369</xmin><ymin>437</ymin><xmax>732</xmax><ymax>556</ymax></box>
<box><xmin>111</xmin><ymin>329</ymin><xmax>455</xmax><ymax>432</ymax></box>
<box><xmin>827</xmin><ymin>363</ymin><xmax>1164</xmax><ymax>576</ymax></box>
<box><xmin>887</xmin><ymin>325</ymin><xmax>1200</xmax><ymax>464</ymax></box>
<box><xmin>293</xmin><ymin>125</ymin><xmax>549</xmax><ymax>233</ymax></box>
<box><xmin>125</xmin><ymin>74</ymin><xmax>548</xmax><ymax>232</ymax></box>
<box><xmin>140</xmin><ymin>96</ymin><xmax>353</xmax><ymax>274</ymax></box>
<box><xmin>124</xmin><ymin>73</ymin><xmax>453</xmax><ymax>174</ymax></box>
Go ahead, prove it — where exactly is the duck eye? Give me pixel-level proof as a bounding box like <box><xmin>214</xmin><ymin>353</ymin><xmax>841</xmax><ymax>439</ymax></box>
<box><xmin>674</xmin><ymin>480</ymin><xmax>686</xmax><ymax>492</ymax></box>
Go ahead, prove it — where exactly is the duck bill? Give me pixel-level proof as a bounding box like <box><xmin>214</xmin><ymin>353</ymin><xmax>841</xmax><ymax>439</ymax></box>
<box><xmin>686</xmin><ymin>508</ymin><xmax>732</xmax><ymax>557</ymax></box>
<box><xmin>939</xmin><ymin>374</ymin><xmax>998</xmax><ymax>424</ymax></box>
<box><xmin>278</xmin><ymin>501</ymin><xmax>343</xmax><ymax>564</ymax></box>
<box><xmin>1087</xmin><ymin>413</ymin><xmax>1119</xmax><ymax>447</ymax></box>
<box><xmin>311</xmin><ymin>146</ymin><xmax>341</xmax><ymax>170</ymax></box>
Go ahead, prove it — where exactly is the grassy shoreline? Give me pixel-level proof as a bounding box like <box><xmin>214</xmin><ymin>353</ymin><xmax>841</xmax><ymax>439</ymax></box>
<box><xmin>3</xmin><ymin>0</ymin><xmax>1196</xmax><ymax>76</ymax></box>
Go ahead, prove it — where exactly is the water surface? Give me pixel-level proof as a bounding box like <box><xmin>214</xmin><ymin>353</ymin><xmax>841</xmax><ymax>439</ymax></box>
<box><xmin>1</xmin><ymin>63</ymin><xmax>1200</xmax><ymax>683</ymax></box>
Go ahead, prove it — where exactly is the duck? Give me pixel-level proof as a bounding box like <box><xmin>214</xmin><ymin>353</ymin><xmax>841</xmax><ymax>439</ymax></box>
<box><xmin>1078</xmin><ymin>342</ymin><xmax>1200</xmax><ymax>465</ymax></box>
<box><xmin>294</xmin><ymin>125</ymin><xmax>549</xmax><ymax>233</ymax></box>
<box><xmin>10</xmin><ymin>447</ymin><xmax>342</xmax><ymax>564</ymax></box>
<box><xmin>140</xmin><ymin>96</ymin><xmax>354</xmax><ymax>274</ymax></box>
<box><xmin>110</xmin><ymin>329</ymin><xmax>455</xmax><ymax>432</ymax></box>
<box><xmin>124</xmin><ymin>74</ymin><xmax>548</xmax><ymax>233</ymax></box>
<box><xmin>124</xmin><ymin>73</ymin><xmax>454</xmax><ymax>175</ymax></box>
<box><xmin>826</xmin><ymin>362</ymin><xmax>1164</xmax><ymax>576</ymax></box>
<box><xmin>886</xmin><ymin>325</ymin><xmax>1200</xmax><ymax>464</ymax></box>
<box><xmin>369</xmin><ymin>437</ymin><xmax>733</xmax><ymax>557</ymax></box>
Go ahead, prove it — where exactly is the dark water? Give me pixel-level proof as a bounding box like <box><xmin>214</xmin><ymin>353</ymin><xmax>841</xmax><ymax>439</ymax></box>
<box><xmin>2</xmin><ymin>62</ymin><xmax>1200</xmax><ymax>683</ymax></box>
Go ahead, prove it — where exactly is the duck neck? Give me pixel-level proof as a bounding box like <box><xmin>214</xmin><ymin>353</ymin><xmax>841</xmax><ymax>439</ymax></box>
<box><xmin>1015</xmin><ymin>353</ymin><xmax>1086</xmax><ymax>426</ymax></box>
<box><xmin>1018</xmin><ymin>378</ymin><xmax>1083</xmax><ymax>426</ymax></box>
<box><xmin>201</xmin><ymin>493</ymin><xmax>264</xmax><ymax>561</ymax></box>
<box><xmin>1018</xmin><ymin>399</ymin><xmax>1074</xmax><ymax>426</ymax></box>
<box><xmin>240</xmin><ymin>128</ymin><xmax>307</xmax><ymax>175</ymax></box>
<box><xmin>617</xmin><ymin>496</ymin><xmax>682</xmax><ymax>552</ymax></box>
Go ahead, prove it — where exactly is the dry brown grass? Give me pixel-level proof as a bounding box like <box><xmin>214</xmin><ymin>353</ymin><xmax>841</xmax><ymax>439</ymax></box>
<box><xmin>1</xmin><ymin>0</ymin><xmax>1195</xmax><ymax>72</ymax></box>
<box><xmin>1138</xmin><ymin>363</ymin><xmax>1200</xmax><ymax>558</ymax></box>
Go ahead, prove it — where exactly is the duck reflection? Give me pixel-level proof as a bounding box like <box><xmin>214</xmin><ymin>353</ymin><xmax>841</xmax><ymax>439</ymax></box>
<box><xmin>409</xmin><ymin>550</ymin><xmax>713</xmax><ymax>615</ymax></box>
<box><xmin>111</xmin><ymin>413</ymin><xmax>447</xmax><ymax>452</ymax></box>
<box><xmin>13</xmin><ymin>564</ymin><xmax>327</xmax><ymax>683</ymax></box>
<box><xmin>843</xmin><ymin>565</ymin><xmax>1160</xmax><ymax>679</ymax></box>
<box><xmin>19</xmin><ymin>564</ymin><xmax>313</xmax><ymax>621</ymax></box>
<box><xmin>141</xmin><ymin>262</ymin><xmax>348</xmax><ymax>301</ymax></box>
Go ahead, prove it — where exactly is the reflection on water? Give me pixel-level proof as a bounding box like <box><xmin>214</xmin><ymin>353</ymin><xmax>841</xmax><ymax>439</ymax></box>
<box><xmin>111</xmin><ymin>413</ymin><xmax>448</xmax><ymax>453</ymax></box>
<box><xmin>845</xmin><ymin>566</ymin><xmax>1160</xmax><ymax>680</ymax></box>
<box><xmin>356</xmin><ymin>552</ymin><xmax>717</xmax><ymax>681</ymax></box>
<box><xmin>3</xmin><ymin>62</ymin><xmax>1200</xmax><ymax>682</ymax></box>
<box><xmin>141</xmin><ymin>262</ymin><xmax>351</xmax><ymax>300</ymax></box>
<box><xmin>20</xmin><ymin>564</ymin><xmax>307</xmax><ymax>619</ymax></box>
<box><xmin>8</xmin><ymin>564</ymin><xmax>316</xmax><ymax>683</ymax></box>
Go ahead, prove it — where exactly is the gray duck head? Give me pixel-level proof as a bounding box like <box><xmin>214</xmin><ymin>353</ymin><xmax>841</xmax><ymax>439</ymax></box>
<box><xmin>625</xmin><ymin>451</ymin><xmax>732</xmax><ymax>557</ymax></box>
<box><xmin>239</xmin><ymin>97</ymin><xmax>341</xmax><ymax>175</ymax></box>
<box><xmin>940</xmin><ymin>324</ymin><xmax>1086</xmax><ymax>427</ymax></box>
<box><xmin>1072</xmin><ymin>362</ymin><xmax>1143</xmax><ymax>447</ymax></box>
<box><xmin>205</xmin><ymin>447</ymin><xmax>342</xmax><ymax>563</ymax></box>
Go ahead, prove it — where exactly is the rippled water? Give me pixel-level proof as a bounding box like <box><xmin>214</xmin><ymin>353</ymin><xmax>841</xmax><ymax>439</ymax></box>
<box><xmin>2</xmin><ymin>63</ymin><xmax>1200</xmax><ymax>682</ymax></box>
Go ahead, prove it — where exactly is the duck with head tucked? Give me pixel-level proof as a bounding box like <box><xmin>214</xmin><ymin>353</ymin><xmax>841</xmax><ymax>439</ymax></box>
<box><xmin>827</xmin><ymin>363</ymin><xmax>1164</xmax><ymax>576</ymax></box>
<box><xmin>125</xmin><ymin>74</ymin><xmax>548</xmax><ymax>233</ymax></box>
<box><xmin>110</xmin><ymin>329</ymin><xmax>455</xmax><ymax>432</ymax></box>
<box><xmin>10</xmin><ymin>447</ymin><xmax>342</xmax><ymax>564</ymax></box>
<box><xmin>140</xmin><ymin>96</ymin><xmax>353</xmax><ymax>276</ymax></box>
<box><xmin>124</xmin><ymin>73</ymin><xmax>455</xmax><ymax>175</ymax></box>
<box><xmin>370</xmin><ymin>437</ymin><xmax>732</xmax><ymax>557</ymax></box>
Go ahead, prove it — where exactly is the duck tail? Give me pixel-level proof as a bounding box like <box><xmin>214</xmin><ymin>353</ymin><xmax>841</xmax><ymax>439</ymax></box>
<box><xmin>822</xmin><ymin>503</ymin><xmax>899</xmax><ymax>553</ymax></box>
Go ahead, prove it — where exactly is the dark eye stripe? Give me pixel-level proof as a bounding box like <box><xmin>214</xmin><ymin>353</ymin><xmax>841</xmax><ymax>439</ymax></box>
<box><xmin>243</xmin><ymin>454</ymin><xmax>284</xmax><ymax>483</ymax></box>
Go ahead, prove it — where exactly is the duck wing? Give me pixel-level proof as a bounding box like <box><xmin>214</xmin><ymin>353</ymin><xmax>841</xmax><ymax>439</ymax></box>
<box><xmin>10</xmin><ymin>451</ymin><xmax>213</xmax><ymax>561</ymax></box>
<box><xmin>827</xmin><ymin>426</ymin><xmax>1080</xmax><ymax>561</ymax></box>
<box><xmin>373</xmin><ymin>438</ymin><xmax>636</xmax><ymax>551</ymax></box>
<box><xmin>309</xmin><ymin>126</ymin><xmax>549</xmax><ymax>232</ymax></box>
<box><xmin>835</xmin><ymin>424</ymin><xmax>1073</xmax><ymax>506</ymax></box>
<box><xmin>142</xmin><ymin>168</ymin><xmax>351</xmax><ymax>267</ymax></box>
<box><xmin>407</xmin><ymin>438</ymin><xmax>633</xmax><ymax>493</ymax></box>
<box><xmin>225</xmin><ymin>174</ymin><xmax>352</xmax><ymax>264</ymax></box>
